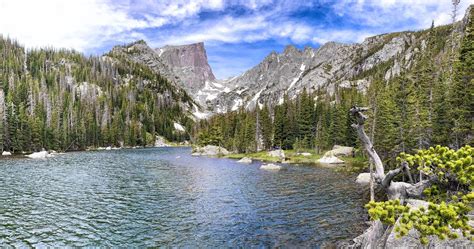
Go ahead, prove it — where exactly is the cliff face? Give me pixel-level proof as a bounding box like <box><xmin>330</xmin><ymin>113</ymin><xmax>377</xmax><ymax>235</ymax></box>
<box><xmin>109</xmin><ymin>41</ymin><xmax>222</xmax><ymax>117</ymax></box>
<box><xmin>156</xmin><ymin>42</ymin><xmax>216</xmax><ymax>91</ymax></box>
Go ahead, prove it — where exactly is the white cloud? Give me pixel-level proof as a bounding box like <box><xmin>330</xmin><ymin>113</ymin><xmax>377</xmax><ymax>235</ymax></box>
<box><xmin>0</xmin><ymin>0</ymin><xmax>227</xmax><ymax>51</ymax></box>
<box><xmin>0</xmin><ymin>0</ymin><xmax>154</xmax><ymax>51</ymax></box>
<box><xmin>332</xmin><ymin>0</ymin><xmax>474</xmax><ymax>29</ymax></box>
<box><xmin>150</xmin><ymin>14</ymin><xmax>315</xmax><ymax>47</ymax></box>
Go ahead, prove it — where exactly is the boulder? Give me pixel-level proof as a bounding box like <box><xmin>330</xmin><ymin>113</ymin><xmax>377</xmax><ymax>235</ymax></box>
<box><xmin>324</xmin><ymin>145</ymin><xmax>354</xmax><ymax>157</ymax></box>
<box><xmin>268</xmin><ymin>149</ymin><xmax>285</xmax><ymax>159</ymax></box>
<box><xmin>355</xmin><ymin>173</ymin><xmax>372</xmax><ymax>185</ymax></box>
<box><xmin>351</xmin><ymin>199</ymin><xmax>474</xmax><ymax>248</ymax></box>
<box><xmin>237</xmin><ymin>157</ymin><xmax>252</xmax><ymax>164</ymax></box>
<box><xmin>192</xmin><ymin>145</ymin><xmax>230</xmax><ymax>157</ymax></box>
<box><xmin>2</xmin><ymin>151</ymin><xmax>12</xmax><ymax>156</ymax></box>
<box><xmin>317</xmin><ymin>155</ymin><xmax>345</xmax><ymax>164</ymax></box>
<box><xmin>26</xmin><ymin>151</ymin><xmax>53</xmax><ymax>159</ymax></box>
<box><xmin>297</xmin><ymin>152</ymin><xmax>312</xmax><ymax>156</ymax></box>
<box><xmin>385</xmin><ymin>199</ymin><xmax>473</xmax><ymax>248</ymax></box>
<box><xmin>155</xmin><ymin>136</ymin><xmax>170</xmax><ymax>147</ymax></box>
<box><xmin>260</xmin><ymin>163</ymin><xmax>283</xmax><ymax>170</ymax></box>
<box><xmin>105</xmin><ymin>146</ymin><xmax>112</xmax><ymax>150</ymax></box>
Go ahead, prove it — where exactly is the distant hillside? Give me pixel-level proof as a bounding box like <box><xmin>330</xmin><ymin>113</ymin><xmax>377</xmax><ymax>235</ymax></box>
<box><xmin>0</xmin><ymin>38</ymin><xmax>194</xmax><ymax>153</ymax></box>
<box><xmin>193</xmin><ymin>6</ymin><xmax>473</xmax><ymax>158</ymax></box>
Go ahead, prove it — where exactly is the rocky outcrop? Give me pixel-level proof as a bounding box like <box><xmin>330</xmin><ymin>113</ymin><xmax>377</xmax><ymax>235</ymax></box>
<box><xmin>348</xmin><ymin>199</ymin><xmax>474</xmax><ymax>248</ymax></box>
<box><xmin>192</xmin><ymin>145</ymin><xmax>229</xmax><ymax>157</ymax></box>
<box><xmin>317</xmin><ymin>155</ymin><xmax>345</xmax><ymax>164</ymax></box>
<box><xmin>2</xmin><ymin>151</ymin><xmax>12</xmax><ymax>156</ymax></box>
<box><xmin>268</xmin><ymin>149</ymin><xmax>285</xmax><ymax>159</ymax></box>
<box><xmin>324</xmin><ymin>145</ymin><xmax>354</xmax><ymax>157</ymax></box>
<box><xmin>154</xmin><ymin>136</ymin><xmax>170</xmax><ymax>147</ymax></box>
<box><xmin>260</xmin><ymin>163</ymin><xmax>283</xmax><ymax>170</ymax></box>
<box><xmin>237</xmin><ymin>157</ymin><xmax>252</xmax><ymax>164</ymax></box>
<box><xmin>156</xmin><ymin>42</ymin><xmax>216</xmax><ymax>92</ymax></box>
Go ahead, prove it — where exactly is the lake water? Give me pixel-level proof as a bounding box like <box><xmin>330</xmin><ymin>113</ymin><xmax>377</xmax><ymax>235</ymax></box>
<box><xmin>0</xmin><ymin>147</ymin><xmax>366</xmax><ymax>247</ymax></box>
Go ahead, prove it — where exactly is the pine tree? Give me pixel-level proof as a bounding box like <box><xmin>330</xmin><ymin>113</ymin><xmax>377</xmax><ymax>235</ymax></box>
<box><xmin>450</xmin><ymin>7</ymin><xmax>474</xmax><ymax>147</ymax></box>
<box><xmin>260</xmin><ymin>105</ymin><xmax>273</xmax><ymax>150</ymax></box>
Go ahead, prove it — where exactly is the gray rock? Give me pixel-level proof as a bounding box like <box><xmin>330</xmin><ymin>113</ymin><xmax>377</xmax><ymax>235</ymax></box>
<box><xmin>350</xmin><ymin>198</ymin><xmax>474</xmax><ymax>248</ymax></box>
<box><xmin>318</xmin><ymin>155</ymin><xmax>345</xmax><ymax>164</ymax></box>
<box><xmin>157</xmin><ymin>42</ymin><xmax>216</xmax><ymax>91</ymax></box>
<box><xmin>355</xmin><ymin>173</ymin><xmax>372</xmax><ymax>185</ymax></box>
<box><xmin>154</xmin><ymin>136</ymin><xmax>170</xmax><ymax>147</ymax></box>
<box><xmin>237</xmin><ymin>157</ymin><xmax>252</xmax><ymax>164</ymax></box>
<box><xmin>297</xmin><ymin>152</ymin><xmax>312</xmax><ymax>156</ymax></box>
<box><xmin>324</xmin><ymin>145</ymin><xmax>354</xmax><ymax>157</ymax></box>
<box><xmin>192</xmin><ymin>145</ymin><xmax>229</xmax><ymax>157</ymax></box>
<box><xmin>268</xmin><ymin>149</ymin><xmax>285</xmax><ymax>159</ymax></box>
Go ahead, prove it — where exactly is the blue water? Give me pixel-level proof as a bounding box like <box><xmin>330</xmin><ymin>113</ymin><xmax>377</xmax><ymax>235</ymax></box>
<box><xmin>0</xmin><ymin>147</ymin><xmax>366</xmax><ymax>247</ymax></box>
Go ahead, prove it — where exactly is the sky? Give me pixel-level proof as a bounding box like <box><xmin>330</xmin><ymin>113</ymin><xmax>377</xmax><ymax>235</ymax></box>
<box><xmin>0</xmin><ymin>0</ymin><xmax>473</xmax><ymax>79</ymax></box>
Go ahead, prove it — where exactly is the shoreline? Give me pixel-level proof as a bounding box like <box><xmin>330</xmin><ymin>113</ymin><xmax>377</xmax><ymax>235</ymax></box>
<box><xmin>224</xmin><ymin>149</ymin><xmax>367</xmax><ymax>173</ymax></box>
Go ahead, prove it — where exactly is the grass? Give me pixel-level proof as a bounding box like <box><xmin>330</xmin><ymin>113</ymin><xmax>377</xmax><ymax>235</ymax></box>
<box><xmin>225</xmin><ymin>149</ymin><xmax>369</xmax><ymax>173</ymax></box>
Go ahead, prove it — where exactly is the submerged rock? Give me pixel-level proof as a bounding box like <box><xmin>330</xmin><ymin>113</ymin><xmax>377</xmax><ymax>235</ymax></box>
<box><xmin>260</xmin><ymin>163</ymin><xmax>283</xmax><ymax>170</ymax></box>
<box><xmin>237</xmin><ymin>157</ymin><xmax>252</xmax><ymax>164</ymax></box>
<box><xmin>2</xmin><ymin>151</ymin><xmax>12</xmax><ymax>156</ymax></box>
<box><xmin>192</xmin><ymin>145</ymin><xmax>230</xmax><ymax>157</ymax></box>
<box><xmin>318</xmin><ymin>155</ymin><xmax>345</xmax><ymax>164</ymax></box>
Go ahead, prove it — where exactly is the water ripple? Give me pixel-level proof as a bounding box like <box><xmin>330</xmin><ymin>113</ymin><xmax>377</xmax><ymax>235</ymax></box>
<box><xmin>0</xmin><ymin>147</ymin><xmax>366</xmax><ymax>247</ymax></box>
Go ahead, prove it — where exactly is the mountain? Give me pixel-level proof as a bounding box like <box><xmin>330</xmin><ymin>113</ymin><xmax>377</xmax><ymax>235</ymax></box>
<box><xmin>119</xmin><ymin>5</ymin><xmax>470</xmax><ymax>118</ymax></box>
<box><xmin>0</xmin><ymin>37</ymin><xmax>195</xmax><ymax>153</ymax></box>
<box><xmin>199</xmin><ymin>5</ymin><xmax>471</xmax><ymax>115</ymax></box>
<box><xmin>109</xmin><ymin>41</ymin><xmax>226</xmax><ymax>118</ymax></box>
<box><xmin>208</xmin><ymin>30</ymin><xmax>458</xmax><ymax>113</ymax></box>
<box><xmin>156</xmin><ymin>42</ymin><xmax>216</xmax><ymax>90</ymax></box>
<box><xmin>193</xmin><ymin>5</ymin><xmax>473</xmax><ymax>154</ymax></box>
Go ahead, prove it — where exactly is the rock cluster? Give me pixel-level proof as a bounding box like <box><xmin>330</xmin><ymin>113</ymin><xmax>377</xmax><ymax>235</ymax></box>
<box><xmin>192</xmin><ymin>145</ymin><xmax>230</xmax><ymax>157</ymax></box>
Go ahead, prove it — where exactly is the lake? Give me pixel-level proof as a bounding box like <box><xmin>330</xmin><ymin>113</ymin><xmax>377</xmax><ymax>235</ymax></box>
<box><xmin>0</xmin><ymin>147</ymin><xmax>366</xmax><ymax>247</ymax></box>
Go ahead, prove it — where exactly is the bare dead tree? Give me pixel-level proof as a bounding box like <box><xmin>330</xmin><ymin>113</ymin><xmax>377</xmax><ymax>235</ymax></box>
<box><xmin>350</xmin><ymin>106</ymin><xmax>435</xmax><ymax>201</ymax></box>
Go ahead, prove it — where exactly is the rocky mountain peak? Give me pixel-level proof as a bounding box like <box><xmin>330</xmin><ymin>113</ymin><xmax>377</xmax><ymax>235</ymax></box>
<box><xmin>283</xmin><ymin>45</ymin><xmax>300</xmax><ymax>56</ymax></box>
<box><xmin>156</xmin><ymin>42</ymin><xmax>216</xmax><ymax>85</ymax></box>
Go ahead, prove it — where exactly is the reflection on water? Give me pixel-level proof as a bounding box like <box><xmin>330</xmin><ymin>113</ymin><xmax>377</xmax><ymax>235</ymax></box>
<box><xmin>0</xmin><ymin>147</ymin><xmax>366</xmax><ymax>247</ymax></box>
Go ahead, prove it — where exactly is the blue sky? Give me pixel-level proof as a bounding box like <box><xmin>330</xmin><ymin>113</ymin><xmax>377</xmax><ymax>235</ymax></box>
<box><xmin>0</xmin><ymin>0</ymin><xmax>473</xmax><ymax>79</ymax></box>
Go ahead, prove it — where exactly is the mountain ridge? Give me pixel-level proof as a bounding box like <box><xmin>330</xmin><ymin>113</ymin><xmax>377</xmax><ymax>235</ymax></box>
<box><xmin>105</xmin><ymin>5</ymin><xmax>471</xmax><ymax>119</ymax></box>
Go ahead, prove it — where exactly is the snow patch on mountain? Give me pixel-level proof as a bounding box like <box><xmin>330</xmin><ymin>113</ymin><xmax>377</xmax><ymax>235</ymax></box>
<box><xmin>231</xmin><ymin>98</ymin><xmax>243</xmax><ymax>111</ymax></box>
<box><xmin>173</xmin><ymin>122</ymin><xmax>185</xmax><ymax>132</ymax></box>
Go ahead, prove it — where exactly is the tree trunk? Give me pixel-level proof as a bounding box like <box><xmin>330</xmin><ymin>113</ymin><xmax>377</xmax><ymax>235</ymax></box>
<box><xmin>350</xmin><ymin>107</ymin><xmax>433</xmax><ymax>201</ymax></box>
